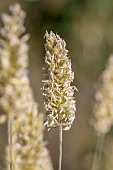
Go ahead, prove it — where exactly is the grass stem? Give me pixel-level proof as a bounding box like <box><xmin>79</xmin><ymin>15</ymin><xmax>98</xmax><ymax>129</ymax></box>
<box><xmin>91</xmin><ymin>134</ymin><xmax>105</xmax><ymax>170</ymax></box>
<box><xmin>8</xmin><ymin>117</ymin><xmax>13</xmax><ymax>170</ymax></box>
<box><xmin>58</xmin><ymin>125</ymin><xmax>63</xmax><ymax>170</ymax></box>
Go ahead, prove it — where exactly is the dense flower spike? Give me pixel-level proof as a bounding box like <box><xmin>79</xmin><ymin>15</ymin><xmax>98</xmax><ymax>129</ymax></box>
<box><xmin>43</xmin><ymin>31</ymin><xmax>76</xmax><ymax>130</ymax></box>
<box><xmin>0</xmin><ymin>4</ymin><xmax>53</xmax><ymax>170</ymax></box>
<box><xmin>93</xmin><ymin>55</ymin><xmax>113</xmax><ymax>135</ymax></box>
<box><xmin>0</xmin><ymin>3</ymin><xmax>29</xmax><ymax>122</ymax></box>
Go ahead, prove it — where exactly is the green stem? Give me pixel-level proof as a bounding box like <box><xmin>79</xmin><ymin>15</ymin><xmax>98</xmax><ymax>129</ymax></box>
<box><xmin>91</xmin><ymin>134</ymin><xmax>105</xmax><ymax>170</ymax></box>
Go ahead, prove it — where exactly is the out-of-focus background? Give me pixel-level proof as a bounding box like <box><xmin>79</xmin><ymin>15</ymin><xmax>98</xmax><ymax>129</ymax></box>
<box><xmin>1</xmin><ymin>0</ymin><xmax>113</xmax><ymax>170</ymax></box>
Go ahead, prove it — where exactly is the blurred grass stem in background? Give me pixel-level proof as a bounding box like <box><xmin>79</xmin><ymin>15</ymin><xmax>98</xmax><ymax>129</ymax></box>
<box><xmin>8</xmin><ymin>117</ymin><xmax>13</xmax><ymax>170</ymax></box>
<box><xmin>91</xmin><ymin>134</ymin><xmax>105</xmax><ymax>170</ymax></box>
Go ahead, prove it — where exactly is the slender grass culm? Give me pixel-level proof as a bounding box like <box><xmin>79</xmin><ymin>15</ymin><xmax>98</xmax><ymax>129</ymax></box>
<box><xmin>91</xmin><ymin>55</ymin><xmax>113</xmax><ymax>170</ymax></box>
<box><xmin>91</xmin><ymin>134</ymin><xmax>105</xmax><ymax>170</ymax></box>
<box><xmin>42</xmin><ymin>31</ymin><xmax>77</xmax><ymax>170</ymax></box>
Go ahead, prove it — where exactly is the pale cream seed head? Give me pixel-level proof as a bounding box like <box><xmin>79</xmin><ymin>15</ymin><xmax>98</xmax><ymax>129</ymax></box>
<box><xmin>93</xmin><ymin>55</ymin><xmax>113</xmax><ymax>135</ymax></box>
<box><xmin>43</xmin><ymin>31</ymin><xmax>76</xmax><ymax>130</ymax></box>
